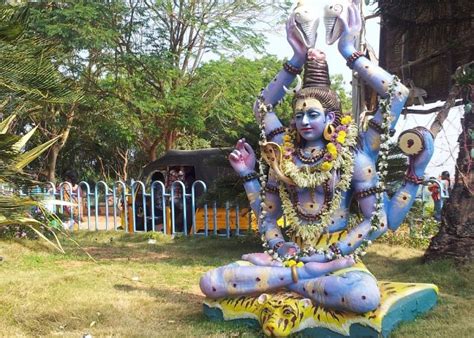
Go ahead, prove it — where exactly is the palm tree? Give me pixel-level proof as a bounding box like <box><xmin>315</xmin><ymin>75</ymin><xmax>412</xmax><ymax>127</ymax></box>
<box><xmin>0</xmin><ymin>4</ymin><xmax>81</xmax><ymax>251</ymax></box>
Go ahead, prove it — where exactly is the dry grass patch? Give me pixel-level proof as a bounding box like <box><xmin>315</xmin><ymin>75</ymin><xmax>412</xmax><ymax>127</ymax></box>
<box><xmin>0</xmin><ymin>232</ymin><xmax>472</xmax><ymax>337</ymax></box>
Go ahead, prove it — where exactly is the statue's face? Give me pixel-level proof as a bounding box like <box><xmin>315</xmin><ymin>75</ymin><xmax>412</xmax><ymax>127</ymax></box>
<box><xmin>294</xmin><ymin>98</ymin><xmax>331</xmax><ymax>142</ymax></box>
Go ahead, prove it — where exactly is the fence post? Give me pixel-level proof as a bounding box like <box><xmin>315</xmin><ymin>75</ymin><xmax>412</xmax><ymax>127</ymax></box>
<box><xmin>58</xmin><ymin>181</ymin><xmax>74</xmax><ymax>229</ymax></box>
<box><xmin>131</xmin><ymin>180</ymin><xmax>147</xmax><ymax>233</ymax></box>
<box><xmin>46</xmin><ymin>181</ymin><xmax>57</xmax><ymax>215</ymax></box>
<box><xmin>77</xmin><ymin>181</ymin><xmax>92</xmax><ymax>230</ymax></box>
<box><xmin>191</xmin><ymin>180</ymin><xmax>207</xmax><ymax>236</ymax></box>
<box><xmin>150</xmin><ymin>180</ymin><xmax>167</xmax><ymax>233</ymax></box>
<box><xmin>213</xmin><ymin>201</ymin><xmax>217</xmax><ymax>236</ymax></box>
<box><xmin>95</xmin><ymin>181</ymin><xmax>111</xmax><ymax>231</ymax></box>
<box><xmin>170</xmin><ymin>181</ymin><xmax>187</xmax><ymax>235</ymax></box>
<box><xmin>112</xmin><ymin>181</ymin><xmax>128</xmax><ymax>231</ymax></box>
<box><xmin>235</xmin><ymin>203</ymin><xmax>240</xmax><ymax>236</ymax></box>
<box><xmin>225</xmin><ymin>201</ymin><xmax>230</xmax><ymax>238</ymax></box>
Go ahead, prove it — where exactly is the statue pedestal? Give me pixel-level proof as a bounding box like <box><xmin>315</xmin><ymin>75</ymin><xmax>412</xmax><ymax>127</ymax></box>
<box><xmin>203</xmin><ymin>282</ymin><xmax>438</xmax><ymax>337</ymax></box>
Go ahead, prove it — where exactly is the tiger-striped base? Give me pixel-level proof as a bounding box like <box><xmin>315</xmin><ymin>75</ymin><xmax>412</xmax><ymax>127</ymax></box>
<box><xmin>203</xmin><ymin>282</ymin><xmax>438</xmax><ymax>337</ymax></box>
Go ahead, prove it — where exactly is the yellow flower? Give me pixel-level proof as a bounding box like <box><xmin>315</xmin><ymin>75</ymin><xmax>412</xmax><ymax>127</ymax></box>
<box><xmin>326</xmin><ymin>143</ymin><xmax>338</xmax><ymax>157</ymax></box>
<box><xmin>284</xmin><ymin>259</ymin><xmax>297</xmax><ymax>267</ymax></box>
<box><xmin>321</xmin><ymin>161</ymin><xmax>333</xmax><ymax>171</ymax></box>
<box><xmin>336</xmin><ymin>131</ymin><xmax>347</xmax><ymax>144</ymax></box>
<box><xmin>296</xmin><ymin>262</ymin><xmax>304</xmax><ymax>267</ymax></box>
<box><xmin>283</xmin><ymin>134</ymin><xmax>291</xmax><ymax>143</ymax></box>
<box><xmin>326</xmin><ymin>143</ymin><xmax>336</xmax><ymax>152</ymax></box>
<box><xmin>341</xmin><ymin>115</ymin><xmax>352</xmax><ymax>125</ymax></box>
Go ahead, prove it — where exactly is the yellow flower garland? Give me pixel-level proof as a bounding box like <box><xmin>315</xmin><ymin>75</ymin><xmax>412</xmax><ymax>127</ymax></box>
<box><xmin>278</xmin><ymin>119</ymin><xmax>358</xmax><ymax>245</ymax></box>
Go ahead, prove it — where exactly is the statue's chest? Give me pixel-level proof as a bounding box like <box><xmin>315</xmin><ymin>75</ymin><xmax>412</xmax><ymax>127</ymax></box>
<box><xmin>286</xmin><ymin>181</ymin><xmax>334</xmax><ymax>221</ymax></box>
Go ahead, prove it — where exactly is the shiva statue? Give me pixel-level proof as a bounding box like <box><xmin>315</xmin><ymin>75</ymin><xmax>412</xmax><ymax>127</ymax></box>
<box><xmin>201</xmin><ymin>1</ymin><xmax>436</xmax><ymax>335</ymax></box>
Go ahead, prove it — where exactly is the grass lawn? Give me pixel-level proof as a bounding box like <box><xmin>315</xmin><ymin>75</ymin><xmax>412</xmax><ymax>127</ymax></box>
<box><xmin>0</xmin><ymin>231</ymin><xmax>472</xmax><ymax>337</ymax></box>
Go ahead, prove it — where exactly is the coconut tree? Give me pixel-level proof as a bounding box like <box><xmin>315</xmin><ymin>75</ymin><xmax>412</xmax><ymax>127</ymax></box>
<box><xmin>0</xmin><ymin>4</ymin><xmax>81</xmax><ymax>251</ymax></box>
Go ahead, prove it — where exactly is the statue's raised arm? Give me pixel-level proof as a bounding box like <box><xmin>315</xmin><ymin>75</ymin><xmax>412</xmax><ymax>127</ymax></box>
<box><xmin>323</xmin><ymin>0</ymin><xmax>412</xmax><ymax>156</ymax></box>
<box><xmin>256</xmin><ymin>1</ymin><xmax>319</xmax><ymax>145</ymax></box>
<box><xmin>323</xmin><ymin>0</ymin><xmax>434</xmax><ymax>233</ymax></box>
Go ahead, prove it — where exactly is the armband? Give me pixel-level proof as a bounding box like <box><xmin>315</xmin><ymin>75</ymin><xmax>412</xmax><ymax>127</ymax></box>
<box><xmin>354</xmin><ymin>187</ymin><xmax>385</xmax><ymax>200</ymax></box>
<box><xmin>241</xmin><ymin>171</ymin><xmax>259</xmax><ymax>182</ymax></box>
<box><xmin>283</xmin><ymin>61</ymin><xmax>302</xmax><ymax>75</ymax></box>
<box><xmin>346</xmin><ymin>51</ymin><xmax>364</xmax><ymax>69</ymax></box>
<box><xmin>266</xmin><ymin>127</ymin><xmax>286</xmax><ymax>140</ymax></box>
<box><xmin>264</xmin><ymin>185</ymin><xmax>280</xmax><ymax>194</ymax></box>
<box><xmin>404</xmin><ymin>172</ymin><xmax>425</xmax><ymax>185</ymax></box>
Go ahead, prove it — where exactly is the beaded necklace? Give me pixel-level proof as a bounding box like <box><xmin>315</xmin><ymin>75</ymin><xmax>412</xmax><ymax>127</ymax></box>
<box><xmin>295</xmin><ymin>147</ymin><xmax>325</xmax><ymax>164</ymax></box>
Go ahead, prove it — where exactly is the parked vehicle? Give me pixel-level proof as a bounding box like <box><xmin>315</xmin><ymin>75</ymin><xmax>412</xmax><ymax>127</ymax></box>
<box><xmin>125</xmin><ymin>148</ymin><xmax>256</xmax><ymax>234</ymax></box>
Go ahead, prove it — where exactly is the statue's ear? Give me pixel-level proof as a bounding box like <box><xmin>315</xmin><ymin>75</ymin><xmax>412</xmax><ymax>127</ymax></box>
<box><xmin>258</xmin><ymin>294</ymin><xmax>271</xmax><ymax>304</ymax></box>
<box><xmin>325</xmin><ymin>111</ymin><xmax>336</xmax><ymax>124</ymax></box>
<box><xmin>299</xmin><ymin>298</ymin><xmax>313</xmax><ymax>309</ymax></box>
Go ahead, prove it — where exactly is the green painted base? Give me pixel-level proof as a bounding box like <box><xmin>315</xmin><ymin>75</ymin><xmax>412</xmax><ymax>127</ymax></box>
<box><xmin>203</xmin><ymin>285</ymin><xmax>438</xmax><ymax>337</ymax></box>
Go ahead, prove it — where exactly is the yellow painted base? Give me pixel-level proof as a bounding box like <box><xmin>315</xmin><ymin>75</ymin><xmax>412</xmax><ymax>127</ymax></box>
<box><xmin>204</xmin><ymin>281</ymin><xmax>438</xmax><ymax>337</ymax></box>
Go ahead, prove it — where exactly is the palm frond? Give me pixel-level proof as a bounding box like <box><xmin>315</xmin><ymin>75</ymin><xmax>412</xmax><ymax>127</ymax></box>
<box><xmin>15</xmin><ymin>135</ymin><xmax>60</xmax><ymax>170</ymax></box>
<box><xmin>0</xmin><ymin>216</ymin><xmax>65</xmax><ymax>253</ymax></box>
<box><xmin>0</xmin><ymin>5</ymin><xmax>82</xmax><ymax>105</ymax></box>
<box><xmin>0</xmin><ymin>113</ymin><xmax>16</xmax><ymax>134</ymax></box>
<box><xmin>12</xmin><ymin>124</ymin><xmax>37</xmax><ymax>151</ymax></box>
<box><xmin>0</xmin><ymin>5</ymin><xmax>28</xmax><ymax>42</ymax></box>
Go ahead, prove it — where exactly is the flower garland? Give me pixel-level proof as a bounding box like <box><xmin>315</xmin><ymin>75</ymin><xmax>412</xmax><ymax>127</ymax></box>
<box><xmin>254</xmin><ymin>77</ymin><xmax>398</xmax><ymax>261</ymax></box>
<box><xmin>278</xmin><ymin>116</ymin><xmax>357</xmax><ymax>244</ymax></box>
<box><xmin>254</xmin><ymin>93</ymin><xmax>272</xmax><ymax>250</ymax></box>
<box><xmin>280</xmin><ymin>117</ymin><xmax>358</xmax><ymax>189</ymax></box>
<box><xmin>370</xmin><ymin>76</ymin><xmax>399</xmax><ymax>232</ymax></box>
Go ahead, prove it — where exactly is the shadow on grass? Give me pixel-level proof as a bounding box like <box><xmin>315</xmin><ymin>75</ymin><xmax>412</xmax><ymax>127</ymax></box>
<box><xmin>112</xmin><ymin>283</ymin><xmax>262</xmax><ymax>335</ymax></box>
<box><xmin>57</xmin><ymin>231</ymin><xmax>474</xmax><ymax>298</ymax></box>
<box><xmin>62</xmin><ymin>231</ymin><xmax>262</xmax><ymax>267</ymax></box>
<box><xmin>364</xmin><ymin>251</ymin><xmax>473</xmax><ymax>299</ymax></box>
<box><xmin>114</xmin><ymin>283</ymin><xmax>202</xmax><ymax>303</ymax></box>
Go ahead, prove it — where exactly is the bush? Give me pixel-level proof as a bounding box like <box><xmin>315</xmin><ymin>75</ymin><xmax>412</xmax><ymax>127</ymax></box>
<box><xmin>378</xmin><ymin>217</ymin><xmax>439</xmax><ymax>250</ymax></box>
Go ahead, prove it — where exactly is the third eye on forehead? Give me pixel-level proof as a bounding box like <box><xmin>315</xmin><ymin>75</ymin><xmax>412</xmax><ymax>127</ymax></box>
<box><xmin>295</xmin><ymin>109</ymin><xmax>323</xmax><ymax>119</ymax></box>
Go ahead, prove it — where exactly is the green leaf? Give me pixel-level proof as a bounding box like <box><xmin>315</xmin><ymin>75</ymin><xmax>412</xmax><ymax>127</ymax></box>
<box><xmin>12</xmin><ymin>124</ymin><xmax>37</xmax><ymax>151</ymax></box>
<box><xmin>0</xmin><ymin>113</ymin><xmax>16</xmax><ymax>134</ymax></box>
<box><xmin>15</xmin><ymin>135</ymin><xmax>60</xmax><ymax>170</ymax></box>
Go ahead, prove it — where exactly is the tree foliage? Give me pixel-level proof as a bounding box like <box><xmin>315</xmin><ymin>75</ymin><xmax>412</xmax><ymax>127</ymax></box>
<box><xmin>0</xmin><ymin>1</ymin><xmax>355</xmax><ymax>184</ymax></box>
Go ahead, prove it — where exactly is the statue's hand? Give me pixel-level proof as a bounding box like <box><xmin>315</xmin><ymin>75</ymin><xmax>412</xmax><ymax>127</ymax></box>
<box><xmin>242</xmin><ymin>253</ymin><xmax>283</xmax><ymax>267</ymax></box>
<box><xmin>276</xmin><ymin>241</ymin><xmax>300</xmax><ymax>258</ymax></box>
<box><xmin>408</xmin><ymin>128</ymin><xmax>435</xmax><ymax>176</ymax></box>
<box><xmin>301</xmin><ymin>256</ymin><xmax>355</xmax><ymax>278</ymax></box>
<box><xmin>228</xmin><ymin>138</ymin><xmax>256</xmax><ymax>176</ymax></box>
<box><xmin>286</xmin><ymin>13</ymin><xmax>309</xmax><ymax>61</ymax></box>
<box><xmin>324</xmin><ymin>0</ymin><xmax>361</xmax><ymax>51</ymax></box>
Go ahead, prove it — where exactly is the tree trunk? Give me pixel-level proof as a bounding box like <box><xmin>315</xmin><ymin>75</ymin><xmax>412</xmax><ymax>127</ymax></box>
<box><xmin>46</xmin><ymin>144</ymin><xmax>59</xmax><ymax>183</ymax></box>
<box><xmin>425</xmin><ymin>87</ymin><xmax>474</xmax><ymax>263</ymax></box>
<box><xmin>40</xmin><ymin>104</ymin><xmax>76</xmax><ymax>183</ymax></box>
<box><xmin>148</xmin><ymin>143</ymin><xmax>158</xmax><ymax>162</ymax></box>
<box><xmin>121</xmin><ymin>150</ymin><xmax>129</xmax><ymax>182</ymax></box>
<box><xmin>139</xmin><ymin>137</ymin><xmax>160</xmax><ymax>162</ymax></box>
<box><xmin>165</xmin><ymin>129</ymin><xmax>176</xmax><ymax>150</ymax></box>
